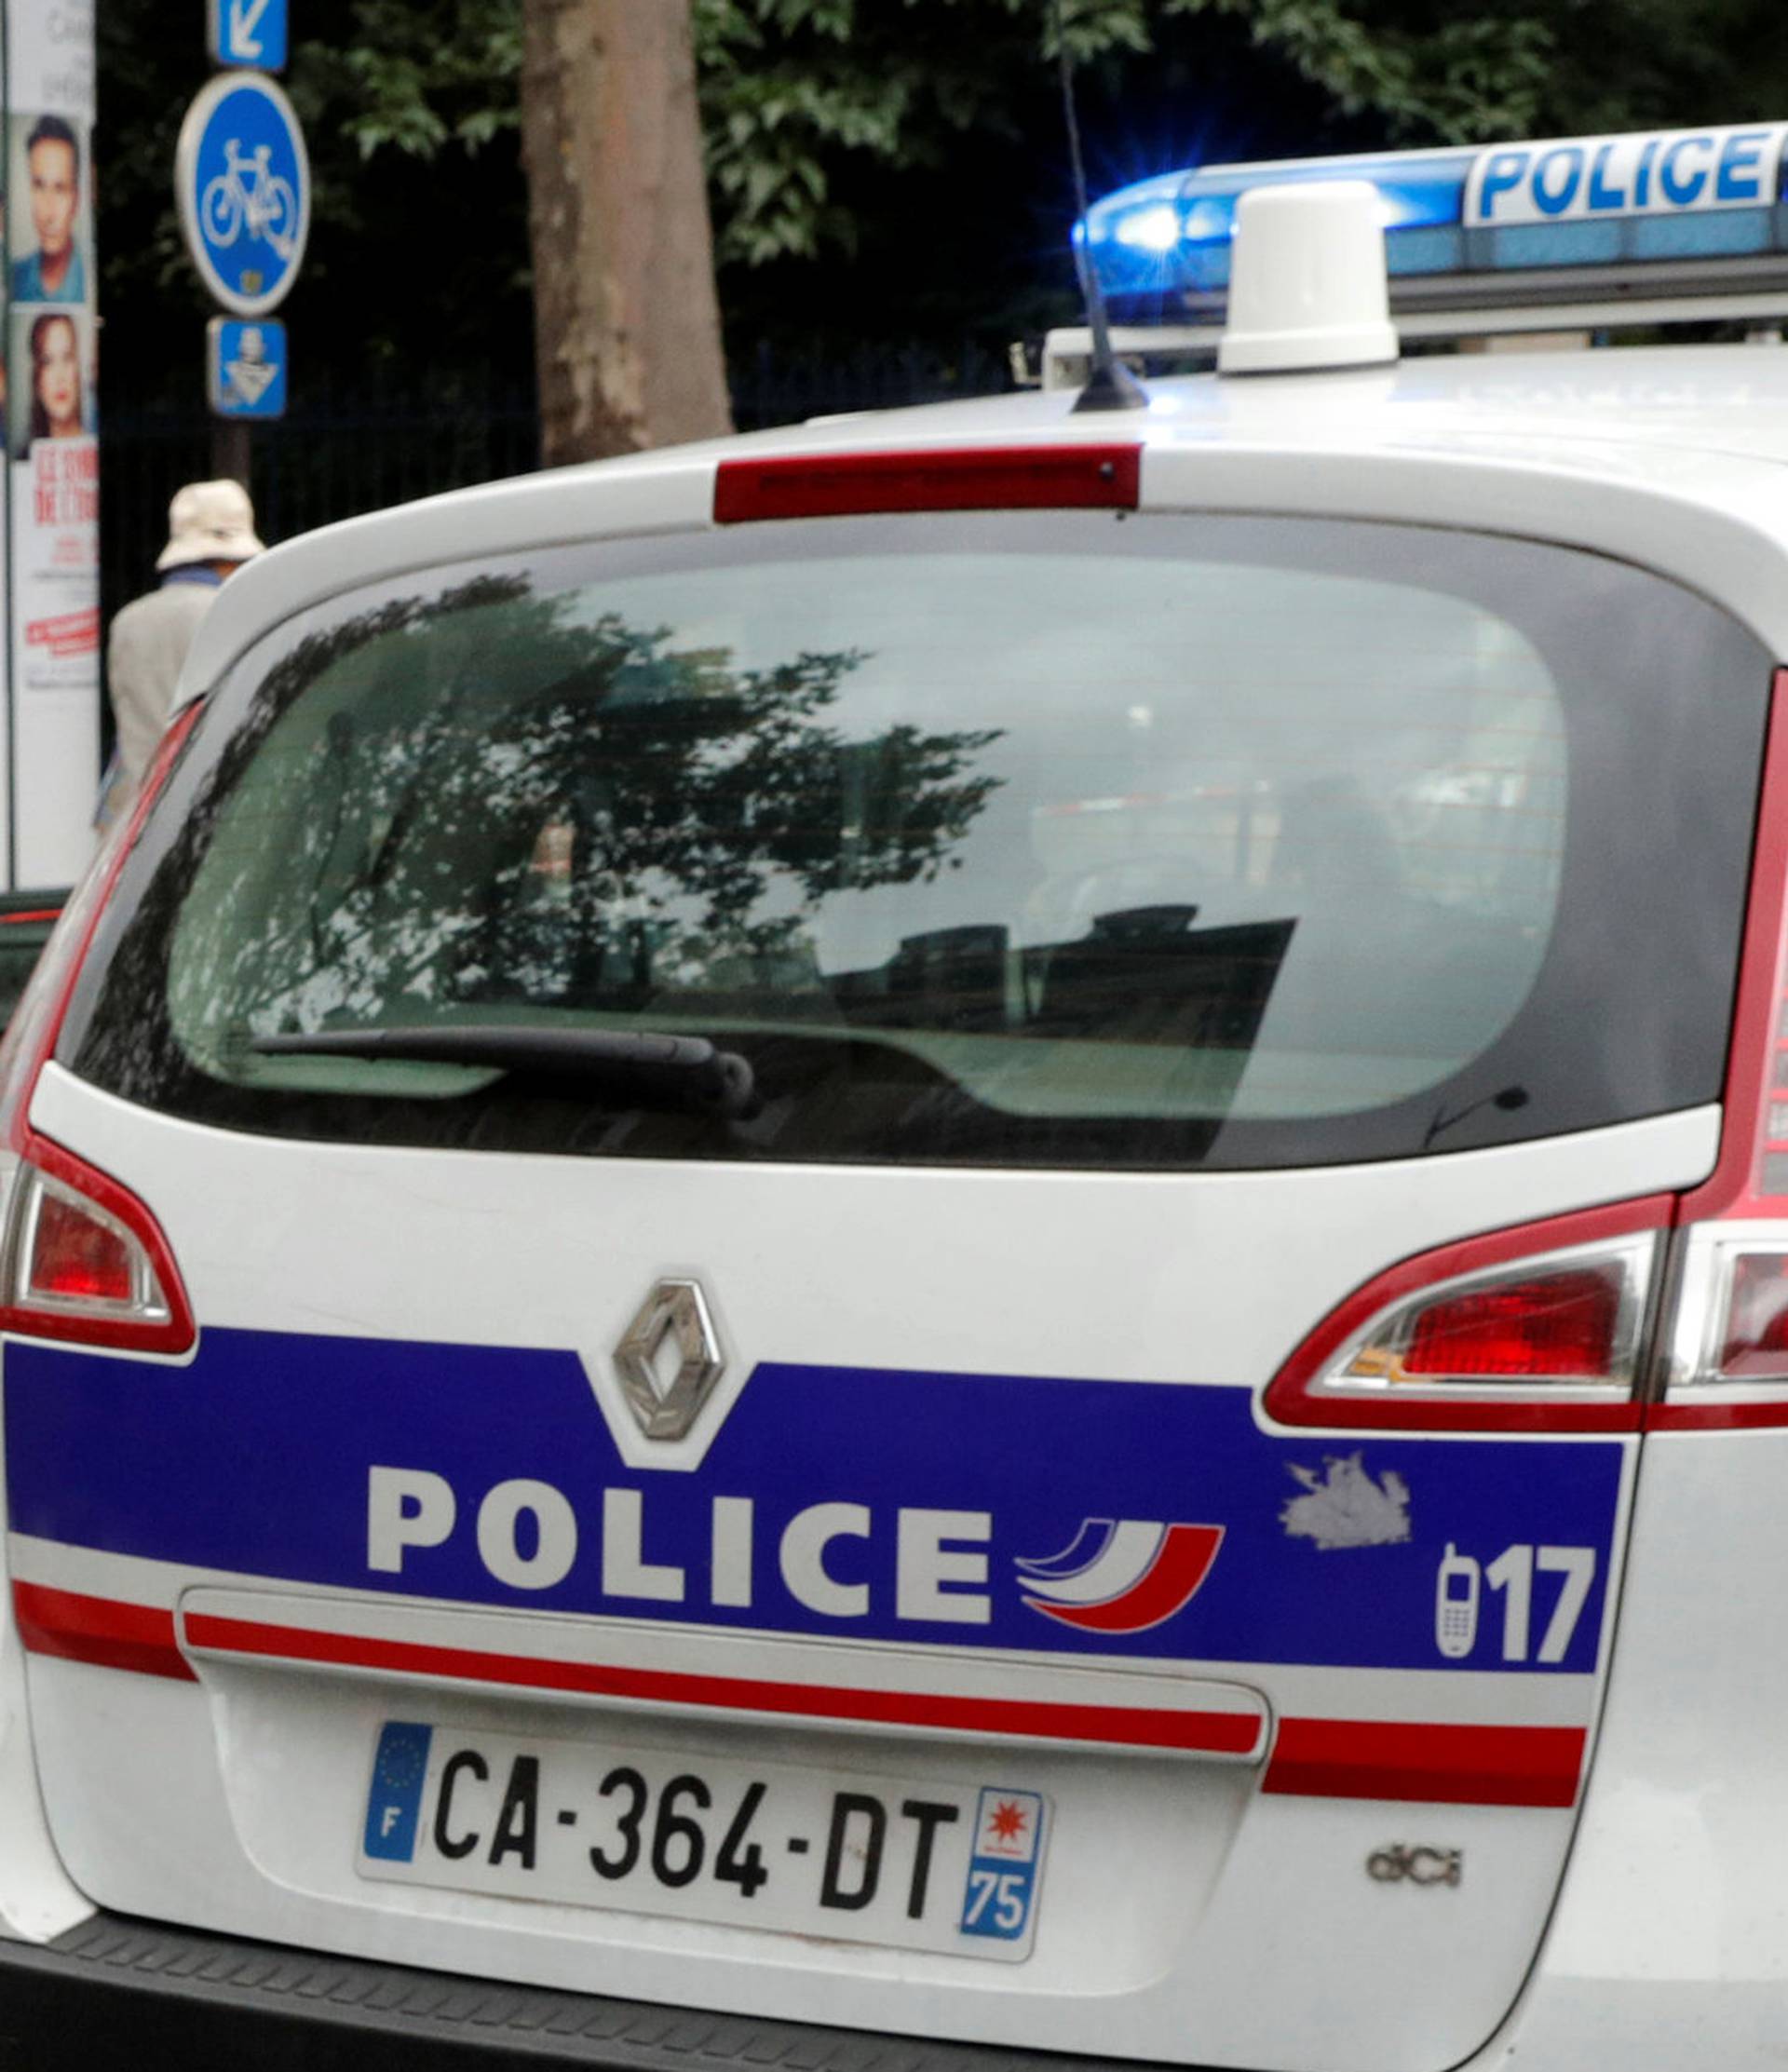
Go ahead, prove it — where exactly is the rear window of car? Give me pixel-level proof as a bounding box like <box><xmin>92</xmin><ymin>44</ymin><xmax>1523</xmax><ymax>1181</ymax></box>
<box><xmin>61</xmin><ymin>509</ymin><xmax>1771</xmax><ymax>1171</ymax></box>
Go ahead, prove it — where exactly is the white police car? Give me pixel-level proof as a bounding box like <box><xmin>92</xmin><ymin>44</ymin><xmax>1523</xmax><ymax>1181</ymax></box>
<box><xmin>0</xmin><ymin>120</ymin><xmax>1786</xmax><ymax>2071</ymax></box>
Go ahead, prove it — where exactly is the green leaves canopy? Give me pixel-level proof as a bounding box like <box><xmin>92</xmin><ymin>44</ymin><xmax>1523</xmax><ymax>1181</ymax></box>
<box><xmin>305</xmin><ymin>0</ymin><xmax>1567</xmax><ymax>268</ymax></box>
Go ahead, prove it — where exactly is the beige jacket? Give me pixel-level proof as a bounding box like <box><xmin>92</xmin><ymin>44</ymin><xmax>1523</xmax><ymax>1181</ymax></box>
<box><xmin>106</xmin><ymin>575</ymin><xmax>220</xmax><ymax>797</ymax></box>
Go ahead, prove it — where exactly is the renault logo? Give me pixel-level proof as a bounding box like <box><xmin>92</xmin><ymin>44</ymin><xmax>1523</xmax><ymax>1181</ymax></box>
<box><xmin>613</xmin><ymin>1279</ymin><xmax>725</xmax><ymax>1441</ymax></box>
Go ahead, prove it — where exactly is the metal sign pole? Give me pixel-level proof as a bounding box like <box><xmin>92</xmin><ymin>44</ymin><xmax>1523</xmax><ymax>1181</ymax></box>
<box><xmin>213</xmin><ymin>421</ymin><xmax>251</xmax><ymax>488</ymax></box>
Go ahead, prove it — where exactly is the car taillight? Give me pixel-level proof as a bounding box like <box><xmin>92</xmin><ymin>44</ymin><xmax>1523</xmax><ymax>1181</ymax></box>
<box><xmin>0</xmin><ymin>705</ymin><xmax>202</xmax><ymax>1357</ymax></box>
<box><xmin>0</xmin><ymin>1139</ymin><xmax>191</xmax><ymax>1352</ymax></box>
<box><xmin>1402</xmin><ymin>1266</ymin><xmax>1624</xmax><ymax>1378</ymax></box>
<box><xmin>31</xmin><ymin>1186</ymin><xmax>133</xmax><ymax>1304</ymax></box>
<box><xmin>1716</xmin><ymin>1251</ymin><xmax>1788</xmax><ymax>1375</ymax></box>
<box><xmin>1265</xmin><ymin>1205</ymin><xmax>1666</xmax><ymax>1432</ymax></box>
<box><xmin>1658</xmin><ymin>1227</ymin><xmax>1788</xmax><ymax>1418</ymax></box>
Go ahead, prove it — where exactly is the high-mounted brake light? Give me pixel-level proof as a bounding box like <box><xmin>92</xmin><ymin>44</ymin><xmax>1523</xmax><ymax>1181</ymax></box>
<box><xmin>1266</xmin><ymin>1206</ymin><xmax>1666</xmax><ymax>1433</ymax></box>
<box><xmin>712</xmin><ymin>445</ymin><xmax>1141</xmax><ymax>524</ymax></box>
<box><xmin>0</xmin><ymin>705</ymin><xmax>202</xmax><ymax>1357</ymax></box>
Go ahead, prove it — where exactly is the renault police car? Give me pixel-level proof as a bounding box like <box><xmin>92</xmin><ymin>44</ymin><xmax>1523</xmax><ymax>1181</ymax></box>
<box><xmin>5</xmin><ymin>119</ymin><xmax>1788</xmax><ymax>2070</ymax></box>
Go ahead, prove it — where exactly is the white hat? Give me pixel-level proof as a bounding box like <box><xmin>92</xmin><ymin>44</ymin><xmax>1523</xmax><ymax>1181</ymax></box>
<box><xmin>156</xmin><ymin>479</ymin><xmax>265</xmax><ymax>571</ymax></box>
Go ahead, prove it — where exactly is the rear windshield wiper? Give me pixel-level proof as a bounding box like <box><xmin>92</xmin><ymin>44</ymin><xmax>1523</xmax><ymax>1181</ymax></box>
<box><xmin>249</xmin><ymin>1024</ymin><xmax>756</xmax><ymax>1118</ymax></box>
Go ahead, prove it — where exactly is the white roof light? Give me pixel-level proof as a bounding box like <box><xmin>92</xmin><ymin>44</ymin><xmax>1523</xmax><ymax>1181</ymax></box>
<box><xmin>1217</xmin><ymin>182</ymin><xmax>1399</xmax><ymax>377</ymax></box>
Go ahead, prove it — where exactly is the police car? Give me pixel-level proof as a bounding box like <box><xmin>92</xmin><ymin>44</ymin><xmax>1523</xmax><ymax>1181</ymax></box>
<box><xmin>1</xmin><ymin>119</ymin><xmax>1786</xmax><ymax>2071</ymax></box>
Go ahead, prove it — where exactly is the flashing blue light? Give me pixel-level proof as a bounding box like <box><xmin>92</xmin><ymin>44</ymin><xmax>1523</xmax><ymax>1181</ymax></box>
<box><xmin>1114</xmin><ymin>203</ymin><xmax>1183</xmax><ymax>252</ymax></box>
<box><xmin>1078</xmin><ymin>121</ymin><xmax>1788</xmax><ymax>308</ymax></box>
<box><xmin>1079</xmin><ymin>169</ymin><xmax>1187</xmax><ymax>294</ymax></box>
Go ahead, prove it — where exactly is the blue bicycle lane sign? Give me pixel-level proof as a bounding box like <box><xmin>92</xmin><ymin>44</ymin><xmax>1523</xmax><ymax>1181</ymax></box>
<box><xmin>176</xmin><ymin>71</ymin><xmax>310</xmax><ymax>317</ymax></box>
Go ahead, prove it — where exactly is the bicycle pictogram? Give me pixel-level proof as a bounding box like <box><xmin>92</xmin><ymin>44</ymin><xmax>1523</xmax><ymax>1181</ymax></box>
<box><xmin>200</xmin><ymin>139</ymin><xmax>298</xmax><ymax>261</ymax></box>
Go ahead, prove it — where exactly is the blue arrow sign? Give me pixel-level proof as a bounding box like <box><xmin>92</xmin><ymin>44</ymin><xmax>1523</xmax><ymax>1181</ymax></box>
<box><xmin>209</xmin><ymin>0</ymin><xmax>288</xmax><ymax>72</ymax></box>
<box><xmin>176</xmin><ymin>72</ymin><xmax>309</xmax><ymax>317</ymax></box>
<box><xmin>208</xmin><ymin>318</ymin><xmax>288</xmax><ymax>419</ymax></box>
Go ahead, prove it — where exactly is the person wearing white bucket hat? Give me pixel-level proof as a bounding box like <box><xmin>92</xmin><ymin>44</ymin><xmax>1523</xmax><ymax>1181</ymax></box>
<box><xmin>101</xmin><ymin>479</ymin><xmax>265</xmax><ymax>822</ymax></box>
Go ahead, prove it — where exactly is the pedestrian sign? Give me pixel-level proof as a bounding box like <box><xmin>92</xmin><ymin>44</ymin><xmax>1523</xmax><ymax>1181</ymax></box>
<box><xmin>176</xmin><ymin>71</ymin><xmax>309</xmax><ymax>317</ymax></box>
<box><xmin>209</xmin><ymin>318</ymin><xmax>288</xmax><ymax>419</ymax></box>
<box><xmin>208</xmin><ymin>0</ymin><xmax>288</xmax><ymax>72</ymax></box>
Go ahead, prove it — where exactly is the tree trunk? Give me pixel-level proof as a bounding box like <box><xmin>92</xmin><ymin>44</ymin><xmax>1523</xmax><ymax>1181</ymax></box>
<box><xmin>520</xmin><ymin>0</ymin><xmax>734</xmax><ymax>466</ymax></box>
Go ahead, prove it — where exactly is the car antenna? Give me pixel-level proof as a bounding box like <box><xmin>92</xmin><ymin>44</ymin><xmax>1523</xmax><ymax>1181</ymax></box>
<box><xmin>1051</xmin><ymin>0</ymin><xmax>1147</xmax><ymax>413</ymax></box>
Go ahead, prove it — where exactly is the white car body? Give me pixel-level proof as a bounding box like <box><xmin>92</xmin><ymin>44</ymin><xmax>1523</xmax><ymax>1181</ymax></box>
<box><xmin>4</xmin><ymin>308</ymin><xmax>1788</xmax><ymax>2069</ymax></box>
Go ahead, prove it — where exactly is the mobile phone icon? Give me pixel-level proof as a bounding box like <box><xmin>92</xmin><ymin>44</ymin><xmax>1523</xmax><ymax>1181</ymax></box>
<box><xmin>1435</xmin><ymin>1543</ymin><xmax>1481</xmax><ymax>1659</ymax></box>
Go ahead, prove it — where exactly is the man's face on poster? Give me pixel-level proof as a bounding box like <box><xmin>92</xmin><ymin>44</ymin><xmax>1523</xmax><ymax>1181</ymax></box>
<box><xmin>28</xmin><ymin>140</ymin><xmax>77</xmax><ymax>260</ymax></box>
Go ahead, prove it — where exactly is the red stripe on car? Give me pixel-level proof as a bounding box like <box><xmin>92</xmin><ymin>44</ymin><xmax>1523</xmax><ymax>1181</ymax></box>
<box><xmin>12</xmin><ymin>1582</ymin><xmax>196</xmax><ymax>1683</ymax></box>
<box><xmin>14</xmin><ymin>1584</ymin><xmax>1586</xmax><ymax>1805</ymax></box>
<box><xmin>1262</xmin><ymin>1716</ymin><xmax>1586</xmax><ymax>1807</ymax></box>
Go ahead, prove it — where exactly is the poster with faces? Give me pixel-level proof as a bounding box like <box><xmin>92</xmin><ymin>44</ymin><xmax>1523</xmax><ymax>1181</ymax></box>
<box><xmin>7</xmin><ymin>114</ymin><xmax>99</xmax><ymax>687</ymax></box>
<box><xmin>7</xmin><ymin>0</ymin><xmax>102</xmax><ymax>884</ymax></box>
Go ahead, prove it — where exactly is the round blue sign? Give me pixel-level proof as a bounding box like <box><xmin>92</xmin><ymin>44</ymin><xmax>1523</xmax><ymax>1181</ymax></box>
<box><xmin>176</xmin><ymin>71</ymin><xmax>309</xmax><ymax>317</ymax></box>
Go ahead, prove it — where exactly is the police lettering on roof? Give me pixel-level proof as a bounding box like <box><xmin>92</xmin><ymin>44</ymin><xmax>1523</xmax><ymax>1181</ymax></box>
<box><xmin>1466</xmin><ymin>123</ymin><xmax>1788</xmax><ymax>227</ymax></box>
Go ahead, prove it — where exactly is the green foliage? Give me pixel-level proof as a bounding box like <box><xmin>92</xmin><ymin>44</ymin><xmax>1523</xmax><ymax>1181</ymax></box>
<box><xmin>1164</xmin><ymin>1</ymin><xmax>1554</xmax><ymax>142</ymax></box>
<box><xmin>696</xmin><ymin>0</ymin><xmax>1148</xmax><ymax>266</ymax></box>
<box><xmin>299</xmin><ymin>0</ymin><xmax>1561</xmax><ymax>267</ymax></box>
<box><xmin>310</xmin><ymin>0</ymin><xmax>524</xmax><ymax>160</ymax></box>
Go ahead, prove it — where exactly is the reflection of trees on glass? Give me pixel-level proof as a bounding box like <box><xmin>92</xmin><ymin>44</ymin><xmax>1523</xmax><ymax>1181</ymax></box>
<box><xmin>153</xmin><ymin>575</ymin><xmax>1004</xmax><ymax>1051</ymax></box>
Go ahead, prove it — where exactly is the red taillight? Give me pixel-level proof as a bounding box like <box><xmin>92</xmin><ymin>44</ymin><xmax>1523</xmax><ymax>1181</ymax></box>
<box><xmin>1717</xmin><ymin>1252</ymin><xmax>1788</xmax><ymax>1377</ymax></box>
<box><xmin>0</xmin><ymin>1137</ymin><xmax>194</xmax><ymax>1353</ymax></box>
<box><xmin>28</xmin><ymin>1188</ymin><xmax>133</xmax><ymax>1304</ymax></box>
<box><xmin>1653</xmin><ymin>1231</ymin><xmax>1788</xmax><ymax>1421</ymax></box>
<box><xmin>1265</xmin><ymin>1201</ymin><xmax>1666</xmax><ymax>1432</ymax></box>
<box><xmin>1404</xmin><ymin>1268</ymin><xmax>1622</xmax><ymax>1378</ymax></box>
<box><xmin>712</xmin><ymin>444</ymin><xmax>1142</xmax><ymax>524</ymax></box>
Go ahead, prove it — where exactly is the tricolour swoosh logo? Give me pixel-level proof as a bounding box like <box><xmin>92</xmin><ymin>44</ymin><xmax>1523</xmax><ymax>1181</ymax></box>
<box><xmin>1016</xmin><ymin>1519</ymin><xmax>1225</xmax><ymax>1633</ymax></box>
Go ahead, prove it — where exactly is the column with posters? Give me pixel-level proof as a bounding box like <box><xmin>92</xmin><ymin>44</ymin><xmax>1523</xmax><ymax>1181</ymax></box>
<box><xmin>6</xmin><ymin>0</ymin><xmax>98</xmax><ymax>889</ymax></box>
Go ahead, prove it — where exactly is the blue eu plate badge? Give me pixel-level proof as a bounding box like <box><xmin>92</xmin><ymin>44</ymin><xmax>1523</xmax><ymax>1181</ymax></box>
<box><xmin>363</xmin><ymin>1721</ymin><xmax>431</xmax><ymax>1861</ymax></box>
<box><xmin>960</xmin><ymin>1787</ymin><xmax>1045</xmax><ymax>1940</ymax></box>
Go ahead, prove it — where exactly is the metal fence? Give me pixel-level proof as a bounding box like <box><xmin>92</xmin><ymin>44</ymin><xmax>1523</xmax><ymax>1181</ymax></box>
<box><xmin>102</xmin><ymin>342</ymin><xmax>1013</xmax><ymax>633</ymax></box>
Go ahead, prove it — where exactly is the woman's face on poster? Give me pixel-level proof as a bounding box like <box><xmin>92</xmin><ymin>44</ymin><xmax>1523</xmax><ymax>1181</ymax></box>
<box><xmin>35</xmin><ymin>318</ymin><xmax>78</xmax><ymax>433</ymax></box>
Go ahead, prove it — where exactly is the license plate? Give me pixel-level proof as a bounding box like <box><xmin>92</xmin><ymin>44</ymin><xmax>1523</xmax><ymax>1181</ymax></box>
<box><xmin>358</xmin><ymin>1720</ymin><xmax>1048</xmax><ymax>1959</ymax></box>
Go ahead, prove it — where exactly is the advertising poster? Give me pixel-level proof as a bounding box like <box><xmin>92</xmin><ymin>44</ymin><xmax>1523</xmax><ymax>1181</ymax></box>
<box><xmin>6</xmin><ymin>0</ymin><xmax>100</xmax><ymax>887</ymax></box>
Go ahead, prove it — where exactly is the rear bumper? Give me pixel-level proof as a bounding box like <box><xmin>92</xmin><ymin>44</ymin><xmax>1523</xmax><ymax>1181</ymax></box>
<box><xmin>0</xmin><ymin>1903</ymin><xmax>1775</xmax><ymax>2072</ymax></box>
<box><xmin>0</xmin><ymin>1912</ymin><xmax>1170</xmax><ymax>2072</ymax></box>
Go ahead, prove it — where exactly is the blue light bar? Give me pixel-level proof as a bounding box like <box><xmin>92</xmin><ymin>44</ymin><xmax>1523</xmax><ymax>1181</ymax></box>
<box><xmin>1080</xmin><ymin>122</ymin><xmax>1788</xmax><ymax>308</ymax></box>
